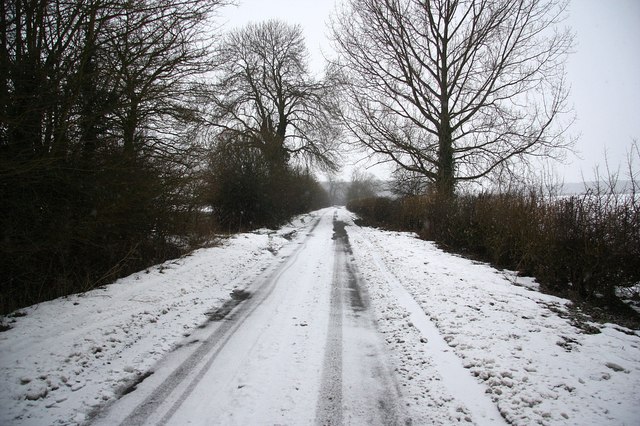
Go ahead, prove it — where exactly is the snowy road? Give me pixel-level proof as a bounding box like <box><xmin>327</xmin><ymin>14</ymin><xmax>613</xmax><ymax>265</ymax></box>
<box><xmin>2</xmin><ymin>207</ymin><xmax>639</xmax><ymax>425</ymax></box>
<box><xmin>92</xmin><ymin>209</ymin><xmax>406</xmax><ymax>425</ymax></box>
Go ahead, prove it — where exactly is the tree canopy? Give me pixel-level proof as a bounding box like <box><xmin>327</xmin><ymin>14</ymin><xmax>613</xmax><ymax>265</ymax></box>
<box><xmin>207</xmin><ymin>19</ymin><xmax>342</xmax><ymax>172</ymax></box>
<box><xmin>332</xmin><ymin>0</ymin><xmax>575</xmax><ymax>196</ymax></box>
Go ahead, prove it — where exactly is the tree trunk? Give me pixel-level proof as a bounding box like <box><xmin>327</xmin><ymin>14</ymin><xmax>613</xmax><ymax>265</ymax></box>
<box><xmin>437</xmin><ymin>123</ymin><xmax>455</xmax><ymax>198</ymax></box>
<box><xmin>263</xmin><ymin>137</ymin><xmax>289</xmax><ymax>172</ymax></box>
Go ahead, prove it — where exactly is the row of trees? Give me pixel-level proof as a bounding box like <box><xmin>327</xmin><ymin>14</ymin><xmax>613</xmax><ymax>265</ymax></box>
<box><xmin>2</xmin><ymin>0</ymin><xmax>580</xmax><ymax>313</ymax></box>
<box><xmin>1</xmin><ymin>2</ymin><xmax>336</xmax><ymax>314</ymax></box>
<box><xmin>1</xmin><ymin>0</ymin><xmax>232</xmax><ymax>314</ymax></box>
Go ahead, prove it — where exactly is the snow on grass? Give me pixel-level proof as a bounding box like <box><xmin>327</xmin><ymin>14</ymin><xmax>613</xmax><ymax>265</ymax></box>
<box><xmin>346</xmin><ymin>214</ymin><xmax>640</xmax><ymax>426</ymax></box>
<box><xmin>2</xmin><ymin>207</ymin><xmax>639</xmax><ymax>425</ymax></box>
<box><xmin>0</xmin><ymin>213</ymin><xmax>319</xmax><ymax>426</ymax></box>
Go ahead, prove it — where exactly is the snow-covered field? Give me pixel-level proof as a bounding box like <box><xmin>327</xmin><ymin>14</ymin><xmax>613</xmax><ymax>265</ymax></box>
<box><xmin>1</xmin><ymin>207</ymin><xmax>639</xmax><ymax>425</ymax></box>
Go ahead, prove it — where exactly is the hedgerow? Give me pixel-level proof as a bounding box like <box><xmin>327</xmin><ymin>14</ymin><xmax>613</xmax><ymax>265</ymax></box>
<box><xmin>348</xmin><ymin>187</ymin><xmax>640</xmax><ymax>311</ymax></box>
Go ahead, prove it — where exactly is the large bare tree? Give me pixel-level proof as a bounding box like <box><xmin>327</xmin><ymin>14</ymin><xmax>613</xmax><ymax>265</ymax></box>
<box><xmin>104</xmin><ymin>0</ymin><xmax>221</xmax><ymax>160</ymax></box>
<box><xmin>331</xmin><ymin>0</ymin><xmax>574</xmax><ymax>196</ymax></box>
<box><xmin>0</xmin><ymin>0</ymin><xmax>228</xmax><ymax>313</ymax></box>
<box><xmin>207</xmin><ymin>20</ymin><xmax>341</xmax><ymax>171</ymax></box>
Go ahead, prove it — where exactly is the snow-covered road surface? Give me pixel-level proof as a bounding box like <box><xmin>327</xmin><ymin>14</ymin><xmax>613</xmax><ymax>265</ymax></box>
<box><xmin>91</xmin><ymin>209</ymin><xmax>404</xmax><ymax>425</ymax></box>
<box><xmin>1</xmin><ymin>207</ymin><xmax>639</xmax><ymax>425</ymax></box>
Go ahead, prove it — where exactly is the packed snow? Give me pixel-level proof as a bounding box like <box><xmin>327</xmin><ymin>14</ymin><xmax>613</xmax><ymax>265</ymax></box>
<box><xmin>0</xmin><ymin>207</ymin><xmax>638</xmax><ymax>425</ymax></box>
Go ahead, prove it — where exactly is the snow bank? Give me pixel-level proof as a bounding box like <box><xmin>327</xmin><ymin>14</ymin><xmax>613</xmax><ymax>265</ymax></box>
<box><xmin>347</xmin><ymin>217</ymin><xmax>640</xmax><ymax>425</ymax></box>
<box><xmin>0</xmin><ymin>213</ymin><xmax>319</xmax><ymax>425</ymax></box>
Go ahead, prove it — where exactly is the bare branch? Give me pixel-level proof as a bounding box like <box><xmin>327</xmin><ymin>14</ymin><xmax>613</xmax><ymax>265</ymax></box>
<box><xmin>331</xmin><ymin>0</ymin><xmax>575</xmax><ymax>196</ymax></box>
<box><xmin>205</xmin><ymin>20</ymin><xmax>342</xmax><ymax>172</ymax></box>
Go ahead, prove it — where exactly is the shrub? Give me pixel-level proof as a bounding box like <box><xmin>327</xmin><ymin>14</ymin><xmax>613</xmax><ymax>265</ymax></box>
<box><xmin>347</xmin><ymin>197</ymin><xmax>396</xmax><ymax>229</ymax></box>
<box><xmin>0</xmin><ymin>153</ymin><xmax>199</xmax><ymax>315</ymax></box>
<box><xmin>535</xmin><ymin>192</ymin><xmax>640</xmax><ymax>302</ymax></box>
<box><xmin>348</xmin><ymin>187</ymin><xmax>640</xmax><ymax>307</ymax></box>
<box><xmin>204</xmin><ymin>141</ymin><xmax>329</xmax><ymax>232</ymax></box>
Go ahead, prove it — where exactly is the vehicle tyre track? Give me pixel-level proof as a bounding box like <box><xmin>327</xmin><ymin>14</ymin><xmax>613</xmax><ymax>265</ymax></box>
<box><xmin>92</xmin><ymin>209</ymin><xmax>408</xmax><ymax>425</ymax></box>
<box><xmin>317</xmin><ymin>213</ymin><xmax>403</xmax><ymax>425</ymax></box>
<box><xmin>91</xmin><ymin>213</ymin><xmax>326</xmax><ymax>426</ymax></box>
<box><xmin>315</xmin><ymin>215</ymin><xmax>345</xmax><ymax>425</ymax></box>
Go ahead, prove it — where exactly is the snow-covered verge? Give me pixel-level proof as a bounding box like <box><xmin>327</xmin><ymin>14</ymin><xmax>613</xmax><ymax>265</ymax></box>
<box><xmin>346</xmin><ymin>216</ymin><xmax>640</xmax><ymax>426</ymax></box>
<box><xmin>0</xmin><ymin>213</ymin><xmax>319</xmax><ymax>425</ymax></box>
<box><xmin>2</xmin><ymin>207</ymin><xmax>639</xmax><ymax>426</ymax></box>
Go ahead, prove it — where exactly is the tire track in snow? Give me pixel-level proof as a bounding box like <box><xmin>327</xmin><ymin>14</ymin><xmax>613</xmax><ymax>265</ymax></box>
<box><xmin>93</xmin><ymin>210</ymin><xmax>405</xmax><ymax>425</ymax></box>
<box><xmin>316</xmin><ymin>213</ymin><xmax>404</xmax><ymax>425</ymax></box>
<box><xmin>91</xmin><ymin>213</ymin><xmax>326</xmax><ymax>426</ymax></box>
<box><xmin>315</xmin><ymin>218</ymin><xmax>344</xmax><ymax>425</ymax></box>
<box><xmin>350</xmin><ymin>223</ymin><xmax>507</xmax><ymax>425</ymax></box>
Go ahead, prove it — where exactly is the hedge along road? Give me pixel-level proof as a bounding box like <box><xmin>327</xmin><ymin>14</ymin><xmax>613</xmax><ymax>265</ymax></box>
<box><xmin>91</xmin><ymin>208</ymin><xmax>407</xmax><ymax>425</ymax></box>
<box><xmin>7</xmin><ymin>206</ymin><xmax>634</xmax><ymax>424</ymax></box>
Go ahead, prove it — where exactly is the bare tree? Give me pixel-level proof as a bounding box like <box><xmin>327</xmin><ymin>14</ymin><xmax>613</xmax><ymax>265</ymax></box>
<box><xmin>331</xmin><ymin>0</ymin><xmax>574</xmax><ymax>197</ymax></box>
<box><xmin>206</xmin><ymin>20</ymin><xmax>342</xmax><ymax>172</ymax></box>
<box><xmin>391</xmin><ymin>167</ymin><xmax>431</xmax><ymax>197</ymax></box>
<box><xmin>346</xmin><ymin>169</ymin><xmax>378</xmax><ymax>201</ymax></box>
<box><xmin>0</xmin><ymin>0</ymin><xmax>228</xmax><ymax>314</ymax></box>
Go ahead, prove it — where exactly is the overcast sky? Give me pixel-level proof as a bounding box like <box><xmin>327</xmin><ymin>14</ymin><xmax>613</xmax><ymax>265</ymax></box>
<box><xmin>221</xmin><ymin>0</ymin><xmax>640</xmax><ymax>183</ymax></box>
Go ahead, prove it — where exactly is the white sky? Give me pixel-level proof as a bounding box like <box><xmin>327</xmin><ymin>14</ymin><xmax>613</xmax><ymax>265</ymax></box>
<box><xmin>564</xmin><ymin>0</ymin><xmax>640</xmax><ymax>182</ymax></box>
<box><xmin>219</xmin><ymin>0</ymin><xmax>640</xmax><ymax>183</ymax></box>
